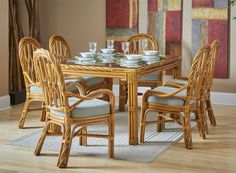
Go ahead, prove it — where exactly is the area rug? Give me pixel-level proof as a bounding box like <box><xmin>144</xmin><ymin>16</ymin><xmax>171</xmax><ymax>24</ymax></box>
<box><xmin>7</xmin><ymin>111</ymin><xmax>195</xmax><ymax>163</ymax></box>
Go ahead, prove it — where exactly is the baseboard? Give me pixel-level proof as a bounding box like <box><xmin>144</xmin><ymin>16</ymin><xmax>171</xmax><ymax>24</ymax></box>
<box><xmin>211</xmin><ymin>92</ymin><xmax>236</xmax><ymax>106</ymax></box>
<box><xmin>112</xmin><ymin>84</ymin><xmax>236</xmax><ymax>106</ymax></box>
<box><xmin>0</xmin><ymin>95</ymin><xmax>11</xmax><ymax>111</ymax></box>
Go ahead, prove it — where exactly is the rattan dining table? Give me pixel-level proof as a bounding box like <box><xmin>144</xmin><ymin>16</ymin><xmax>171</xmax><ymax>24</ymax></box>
<box><xmin>60</xmin><ymin>55</ymin><xmax>181</xmax><ymax>145</ymax></box>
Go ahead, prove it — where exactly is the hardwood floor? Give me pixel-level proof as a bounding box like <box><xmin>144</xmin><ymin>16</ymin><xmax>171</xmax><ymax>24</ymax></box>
<box><xmin>0</xmin><ymin>103</ymin><xmax>236</xmax><ymax>173</ymax></box>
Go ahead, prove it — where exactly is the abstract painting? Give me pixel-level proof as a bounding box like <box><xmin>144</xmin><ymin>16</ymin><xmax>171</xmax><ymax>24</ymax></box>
<box><xmin>106</xmin><ymin>0</ymin><xmax>138</xmax><ymax>51</ymax></box>
<box><xmin>147</xmin><ymin>0</ymin><xmax>183</xmax><ymax>58</ymax></box>
<box><xmin>192</xmin><ymin>0</ymin><xmax>229</xmax><ymax>78</ymax></box>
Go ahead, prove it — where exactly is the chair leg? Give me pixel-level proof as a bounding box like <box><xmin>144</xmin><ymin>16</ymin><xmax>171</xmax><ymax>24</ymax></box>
<box><xmin>183</xmin><ymin>112</ymin><xmax>193</xmax><ymax>149</ymax></box>
<box><xmin>18</xmin><ymin>98</ymin><xmax>31</xmax><ymax>129</ymax></box>
<box><xmin>119</xmin><ymin>83</ymin><xmax>127</xmax><ymax>112</ymax></box>
<box><xmin>140</xmin><ymin>107</ymin><xmax>146</xmax><ymax>143</ymax></box>
<box><xmin>157</xmin><ymin>114</ymin><xmax>165</xmax><ymax>132</ymax></box>
<box><xmin>195</xmin><ymin>105</ymin><xmax>206</xmax><ymax>139</ymax></box>
<box><xmin>200</xmin><ymin>99</ymin><xmax>209</xmax><ymax>134</ymax></box>
<box><xmin>108</xmin><ymin>115</ymin><xmax>114</xmax><ymax>158</ymax></box>
<box><xmin>206</xmin><ymin>99</ymin><xmax>216</xmax><ymax>126</ymax></box>
<box><xmin>57</xmin><ymin>125</ymin><xmax>72</xmax><ymax>168</ymax></box>
<box><xmin>79</xmin><ymin>127</ymin><xmax>87</xmax><ymax>146</ymax></box>
<box><xmin>34</xmin><ymin>121</ymin><xmax>50</xmax><ymax>156</ymax></box>
<box><xmin>40</xmin><ymin>102</ymin><xmax>46</xmax><ymax>122</ymax></box>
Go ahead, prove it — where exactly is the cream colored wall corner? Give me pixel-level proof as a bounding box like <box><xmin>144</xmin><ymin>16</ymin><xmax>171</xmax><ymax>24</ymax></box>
<box><xmin>0</xmin><ymin>0</ymin><xmax>10</xmax><ymax>110</ymax></box>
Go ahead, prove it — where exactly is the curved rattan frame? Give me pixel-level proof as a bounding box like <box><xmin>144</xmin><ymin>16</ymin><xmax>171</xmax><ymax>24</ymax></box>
<box><xmin>119</xmin><ymin>33</ymin><xmax>162</xmax><ymax>111</ymax></box>
<box><xmin>49</xmin><ymin>34</ymin><xmax>106</xmax><ymax>94</ymax></box>
<box><xmin>18</xmin><ymin>37</ymin><xmax>45</xmax><ymax>128</ymax></box>
<box><xmin>164</xmin><ymin>40</ymin><xmax>220</xmax><ymax>132</ymax></box>
<box><xmin>139</xmin><ymin>45</ymin><xmax>210</xmax><ymax>149</ymax></box>
<box><xmin>33</xmin><ymin>49</ymin><xmax>115</xmax><ymax>168</ymax></box>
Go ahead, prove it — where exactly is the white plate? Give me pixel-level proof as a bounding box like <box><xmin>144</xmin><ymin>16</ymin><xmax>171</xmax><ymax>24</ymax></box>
<box><xmin>120</xmin><ymin>63</ymin><xmax>141</xmax><ymax>68</ymax></box>
<box><xmin>123</xmin><ymin>59</ymin><xmax>140</xmax><ymax>65</ymax></box>
<box><xmin>75</xmin><ymin>56</ymin><xmax>93</xmax><ymax>61</ymax></box>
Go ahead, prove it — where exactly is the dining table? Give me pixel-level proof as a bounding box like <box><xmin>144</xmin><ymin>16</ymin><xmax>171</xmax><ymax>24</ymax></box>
<box><xmin>60</xmin><ymin>53</ymin><xmax>181</xmax><ymax>145</ymax></box>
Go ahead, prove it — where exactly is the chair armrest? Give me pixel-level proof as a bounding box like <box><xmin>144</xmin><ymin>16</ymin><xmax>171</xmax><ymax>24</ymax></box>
<box><xmin>66</xmin><ymin>89</ymin><xmax>115</xmax><ymax>111</ymax></box>
<box><xmin>163</xmin><ymin>82</ymin><xmax>184</xmax><ymax>88</ymax></box>
<box><xmin>176</xmin><ymin>76</ymin><xmax>188</xmax><ymax>80</ymax></box>
<box><xmin>23</xmin><ymin>72</ymin><xmax>39</xmax><ymax>86</ymax></box>
<box><xmin>143</xmin><ymin>85</ymin><xmax>188</xmax><ymax>102</ymax></box>
<box><xmin>65</xmin><ymin>82</ymin><xmax>86</xmax><ymax>95</ymax></box>
<box><xmin>64</xmin><ymin>75</ymin><xmax>88</xmax><ymax>87</ymax></box>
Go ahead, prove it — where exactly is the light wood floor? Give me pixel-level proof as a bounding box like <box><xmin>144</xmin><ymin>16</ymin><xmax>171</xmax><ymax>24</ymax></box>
<box><xmin>0</xmin><ymin>103</ymin><xmax>236</xmax><ymax>173</ymax></box>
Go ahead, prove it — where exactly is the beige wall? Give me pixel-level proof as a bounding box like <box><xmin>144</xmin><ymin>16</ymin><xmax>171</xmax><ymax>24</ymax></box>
<box><xmin>39</xmin><ymin>0</ymin><xmax>106</xmax><ymax>56</ymax></box>
<box><xmin>0</xmin><ymin>0</ymin><xmax>9</xmax><ymax>96</ymax></box>
<box><xmin>36</xmin><ymin>0</ymin><xmax>235</xmax><ymax>93</ymax></box>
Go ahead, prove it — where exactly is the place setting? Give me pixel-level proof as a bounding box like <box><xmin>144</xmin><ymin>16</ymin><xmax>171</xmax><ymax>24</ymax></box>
<box><xmin>75</xmin><ymin>42</ymin><xmax>97</xmax><ymax>65</ymax></box>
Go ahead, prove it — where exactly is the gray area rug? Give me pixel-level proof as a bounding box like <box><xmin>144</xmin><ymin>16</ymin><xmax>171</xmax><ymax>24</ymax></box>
<box><xmin>8</xmin><ymin>111</ymin><xmax>194</xmax><ymax>163</ymax></box>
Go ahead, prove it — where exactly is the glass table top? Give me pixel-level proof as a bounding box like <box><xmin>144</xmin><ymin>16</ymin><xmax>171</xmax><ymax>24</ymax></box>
<box><xmin>62</xmin><ymin>52</ymin><xmax>166</xmax><ymax>69</ymax></box>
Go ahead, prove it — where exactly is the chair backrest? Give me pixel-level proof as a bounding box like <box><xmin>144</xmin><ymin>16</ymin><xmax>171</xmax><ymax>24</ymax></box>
<box><xmin>204</xmin><ymin>40</ymin><xmax>220</xmax><ymax>90</ymax></box>
<box><xmin>186</xmin><ymin>45</ymin><xmax>210</xmax><ymax>103</ymax></box>
<box><xmin>18</xmin><ymin>37</ymin><xmax>42</xmax><ymax>89</ymax></box>
<box><xmin>127</xmin><ymin>33</ymin><xmax>159</xmax><ymax>54</ymax></box>
<box><xmin>33</xmin><ymin>49</ymin><xmax>68</xmax><ymax>110</ymax></box>
<box><xmin>49</xmin><ymin>35</ymin><xmax>72</xmax><ymax>61</ymax></box>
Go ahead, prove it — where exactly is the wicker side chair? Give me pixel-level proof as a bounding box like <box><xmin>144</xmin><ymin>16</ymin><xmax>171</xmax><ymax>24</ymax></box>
<box><xmin>18</xmin><ymin>37</ymin><xmax>45</xmax><ymax>128</ymax></box>
<box><xmin>139</xmin><ymin>45</ymin><xmax>210</xmax><ymax>149</ymax></box>
<box><xmin>49</xmin><ymin>35</ymin><xmax>106</xmax><ymax>94</ymax></box>
<box><xmin>33</xmin><ymin>49</ymin><xmax>115</xmax><ymax>168</ymax></box>
<box><xmin>164</xmin><ymin>40</ymin><xmax>220</xmax><ymax>130</ymax></box>
<box><xmin>119</xmin><ymin>33</ymin><xmax>163</xmax><ymax>111</ymax></box>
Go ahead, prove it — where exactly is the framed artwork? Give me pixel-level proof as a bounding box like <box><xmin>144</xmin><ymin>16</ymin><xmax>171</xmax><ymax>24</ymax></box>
<box><xmin>192</xmin><ymin>0</ymin><xmax>229</xmax><ymax>78</ymax></box>
<box><xmin>147</xmin><ymin>0</ymin><xmax>183</xmax><ymax>58</ymax></box>
<box><xmin>106</xmin><ymin>0</ymin><xmax>138</xmax><ymax>51</ymax></box>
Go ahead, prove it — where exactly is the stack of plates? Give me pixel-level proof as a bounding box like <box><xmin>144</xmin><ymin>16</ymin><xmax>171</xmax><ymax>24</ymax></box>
<box><xmin>75</xmin><ymin>56</ymin><xmax>95</xmax><ymax>64</ymax></box>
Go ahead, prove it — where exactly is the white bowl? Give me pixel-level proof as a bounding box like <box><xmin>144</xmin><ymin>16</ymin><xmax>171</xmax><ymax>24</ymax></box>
<box><xmin>123</xmin><ymin>59</ymin><xmax>139</xmax><ymax>65</ymax></box>
<box><xmin>126</xmin><ymin>54</ymin><xmax>142</xmax><ymax>60</ymax></box>
<box><xmin>143</xmin><ymin>50</ymin><xmax>158</xmax><ymax>56</ymax></box>
<box><xmin>100</xmin><ymin>48</ymin><xmax>115</xmax><ymax>54</ymax></box>
<box><xmin>80</xmin><ymin>52</ymin><xmax>93</xmax><ymax>58</ymax></box>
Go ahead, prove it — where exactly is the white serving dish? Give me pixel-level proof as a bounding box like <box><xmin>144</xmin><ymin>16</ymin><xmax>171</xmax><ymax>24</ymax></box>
<box><xmin>75</xmin><ymin>56</ymin><xmax>92</xmax><ymax>61</ymax></box>
<box><xmin>143</xmin><ymin>50</ymin><xmax>158</xmax><ymax>56</ymax></box>
<box><xmin>123</xmin><ymin>59</ymin><xmax>139</xmax><ymax>65</ymax></box>
<box><xmin>125</xmin><ymin>54</ymin><xmax>142</xmax><ymax>60</ymax></box>
<box><xmin>100</xmin><ymin>48</ymin><xmax>115</xmax><ymax>54</ymax></box>
<box><xmin>80</xmin><ymin>52</ymin><xmax>93</xmax><ymax>58</ymax></box>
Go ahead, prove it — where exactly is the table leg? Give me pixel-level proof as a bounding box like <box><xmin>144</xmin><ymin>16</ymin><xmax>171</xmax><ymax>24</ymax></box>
<box><xmin>173</xmin><ymin>64</ymin><xmax>181</xmax><ymax>79</ymax></box>
<box><xmin>127</xmin><ymin>72</ymin><xmax>138</xmax><ymax>145</ymax></box>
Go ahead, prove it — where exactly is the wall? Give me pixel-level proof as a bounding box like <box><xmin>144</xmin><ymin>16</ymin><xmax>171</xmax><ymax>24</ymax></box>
<box><xmin>37</xmin><ymin>0</ymin><xmax>235</xmax><ymax>93</ymax></box>
<box><xmin>0</xmin><ymin>0</ymin><xmax>9</xmax><ymax>96</ymax></box>
<box><xmin>39</xmin><ymin>0</ymin><xmax>106</xmax><ymax>56</ymax></box>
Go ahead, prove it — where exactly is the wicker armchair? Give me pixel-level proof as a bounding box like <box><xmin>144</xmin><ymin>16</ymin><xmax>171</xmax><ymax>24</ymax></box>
<box><xmin>33</xmin><ymin>49</ymin><xmax>115</xmax><ymax>168</ymax></box>
<box><xmin>164</xmin><ymin>40</ymin><xmax>220</xmax><ymax>131</ymax></box>
<box><xmin>119</xmin><ymin>33</ymin><xmax>163</xmax><ymax>111</ymax></box>
<box><xmin>18</xmin><ymin>37</ymin><xmax>45</xmax><ymax>128</ymax></box>
<box><xmin>49</xmin><ymin>35</ymin><xmax>106</xmax><ymax>94</ymax></box>
<box><xmin>139</xmin><ymin>45</ymin><xmax>210</xmax><ymax>149</ymax></box>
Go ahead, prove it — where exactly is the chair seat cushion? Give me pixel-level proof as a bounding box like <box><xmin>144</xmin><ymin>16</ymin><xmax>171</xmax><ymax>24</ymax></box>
<box><xmin>82</xmin><ymin>76</ymin><xmax>104</xmax><ymax>86</ymax></box>
<box><xmin>147</xmin><ymin>86</ymin><xmax>187</xmax><ymax>106</ymax></box>
<box><xmin>140</xmin><ymin>72</ymin><xmax>160</xmax><ymax>81</ymax></box>
<box><xmin>30</xmin><ymin>86</ymin><xmax>42</xmax><ymax>94</ymax></box>
<box><xmin>65</xmin><ymin>77</ymin><xmax>104</xmax><ymax>92</ymax></box>
<box><xmin>169</xmin><ymin>79</ymin><xmax>188</xmax><ymax>85</ymax></box>
<box><xmin>50</xmin><ymin>97</ymin><xmax>110</xmax><ymax>118</ymax></box>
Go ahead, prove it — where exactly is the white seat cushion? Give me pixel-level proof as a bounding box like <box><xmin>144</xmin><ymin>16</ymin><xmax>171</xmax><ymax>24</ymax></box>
<box><xmin>50</xmin><ymin>97</ymin><xmax>110</xmax><ymax>118</ymax></box>
<box><xmin>30</xmin><ymin>86</ymin><xmax>42</xmax><ymax>94</ymax></box>
<box><xmin>169</xmin><ymin>79</ymin><xmax>188</xmax><ymax>85</ymax></box>
<box><xmin>140</xmin><ymin>72</ymin><xmax>160</xmax><ymax>81</ymax></box>
<box><xmin>147</xmin><ymin>86</ymin><xmax>187</xmax><ymax>106</ymax></box>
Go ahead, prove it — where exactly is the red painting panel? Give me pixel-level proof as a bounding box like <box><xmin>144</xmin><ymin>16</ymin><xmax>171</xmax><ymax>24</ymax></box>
<box><xmin>148</xmin><ymin>0</ymin><xmax>158</xmax><ymax>12</ymax></box>
<box><xmin>106</xmin><ymin>0</ymin><xmax>130</xmax><ymax>28</ymax></box>
<box><xmin>192</xmin><ymin>0</ymin><xmax>213</xmax><ymax>8</ymax></box>
<box><xmin>208</xmin><ymin>20</ymin><xmax>228</xmax><ymax>78</ymax></box>
<box><xmin>166</xmin><ymin>11</ymin><xmax>182</xmax><ymax>42</ymax></box>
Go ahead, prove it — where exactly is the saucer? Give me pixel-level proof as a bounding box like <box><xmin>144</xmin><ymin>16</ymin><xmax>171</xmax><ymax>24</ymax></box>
<box><xmin>123</xmin><ymin>59</ymin><xmax>140</xmax><ymax>65</ymax></box>
<box><xmin>120</xmin><ymin>63</ymin><xmax>141</xmax><ymax>68</ymax></box>
<box><xmin>75</xmin><ymin>56</ymin><xmax>93</xmax><ymax>61</ymax></box>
